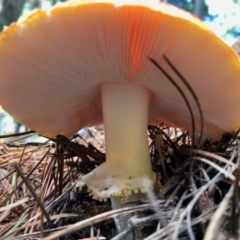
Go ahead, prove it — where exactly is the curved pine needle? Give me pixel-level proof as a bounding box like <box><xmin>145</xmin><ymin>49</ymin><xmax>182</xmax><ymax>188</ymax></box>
<box><xmin>148</xmin><ymin>57</ymin><xmax>196</xmax><ymax>147</ymax></box>
<box><xmin>163</xmin><ymin>55</ymin><xmax>204</xmax><ymax>146</ymax></box>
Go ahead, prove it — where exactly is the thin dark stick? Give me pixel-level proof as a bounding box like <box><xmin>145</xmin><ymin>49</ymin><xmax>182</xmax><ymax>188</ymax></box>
<box><xmin>6</xmin><ymin>141</ymin><xmax>50</xmax><ymax>148</ymax></box>
<box><xmin>0</xmin><ymin>130</ymin><xmax>35</xmax><ymax>139</ymax></box>
<box><xmin>14</xmin><ymin>163</ymin><xmax>53</xmax><ymax>226</ymax></box>
<box><xmin>148</xmin><ymin>57</ymin><xmax>196</xmax><ymax>147</ymax></box>
<box><xmin>163</xmin><ymin>55</ymin><xmax>204</xmax><ymax>146</ymax></box>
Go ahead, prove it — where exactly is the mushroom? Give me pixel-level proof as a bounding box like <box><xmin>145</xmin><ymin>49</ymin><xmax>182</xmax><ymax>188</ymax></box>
<box><xmin>0</xmin><ymin>0</ymin><xmax>240</xmax><ymax>202</ymax></box>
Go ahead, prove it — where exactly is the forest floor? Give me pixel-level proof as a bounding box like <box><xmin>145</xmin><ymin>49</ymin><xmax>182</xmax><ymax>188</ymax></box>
<box><xmin>0</xmin><ymin>125</ymin><xmax>239</xmax><ymax>240</ymax></box>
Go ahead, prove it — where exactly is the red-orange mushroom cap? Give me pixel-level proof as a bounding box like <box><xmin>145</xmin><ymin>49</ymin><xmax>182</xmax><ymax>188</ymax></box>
<box><xmin>0</xmin><ymin>0</ymin><xmax>239</xmax><ymax>139</ymax></box>
<box><xmin>0</xmin><ymin>0</ymin><xmax>240</xmax><ymax>199</ymax></box>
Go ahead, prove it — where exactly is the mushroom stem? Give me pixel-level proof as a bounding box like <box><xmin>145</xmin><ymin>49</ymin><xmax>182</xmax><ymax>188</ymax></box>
<box><xmin>101</xmin><ymin>82</ymin><xmax>152</xmax><ymax>181</ymax></box>
<box><xmin>78</xmin><ymin>82</ymin><xmax>155</xmax><ymax>200</ymax></box>
<box><xmin>101</xmin><ymin>83</ymin><xmax>153</xmax><ymax>238</ymax></box>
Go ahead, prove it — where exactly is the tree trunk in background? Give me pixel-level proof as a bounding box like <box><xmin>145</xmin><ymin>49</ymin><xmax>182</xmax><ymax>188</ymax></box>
<box><xmin>50</xmin><ymin>0</ymin><xmax>67</xmax><ymax>5</ymax></box>
<box><xmin>194</xmin><ymin>0</ymin><xmax>204</xmax><ymax>20</ymax></box>
<box><xmin>0</xmin><ymin>0</ymin><xmax>26</xmax><ymax>25</ymax></box>
<box><xmin>29</xmin><ymin>0</ymin><xmax>41</xmax><ymax>9</ymax></box>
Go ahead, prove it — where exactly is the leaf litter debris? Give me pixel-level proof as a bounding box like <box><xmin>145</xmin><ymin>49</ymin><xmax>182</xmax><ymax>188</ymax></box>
<box><xmin>0</xmin><ymin>126</ymin><xmax>239</xmax><ymax>240</ymax></box>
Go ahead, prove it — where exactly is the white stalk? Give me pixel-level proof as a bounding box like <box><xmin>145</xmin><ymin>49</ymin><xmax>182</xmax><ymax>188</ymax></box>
<box><xmin>78</xmin><ymin>82</ymin><xmax>155</xmax><ymax>200</ymax></box>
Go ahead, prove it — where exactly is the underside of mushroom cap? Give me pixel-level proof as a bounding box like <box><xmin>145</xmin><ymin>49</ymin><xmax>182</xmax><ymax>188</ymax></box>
<box><xmin>0</xmin><ymin>0</ymin><xmax>240</xmax><ymax>139</ymax></box>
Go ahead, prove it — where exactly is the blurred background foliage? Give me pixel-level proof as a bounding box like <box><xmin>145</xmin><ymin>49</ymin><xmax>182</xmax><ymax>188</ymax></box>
<box><xmin>0</xmin><ymin>0</ymin><xmax>239</xmax><ymax>134</ymax></box>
